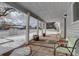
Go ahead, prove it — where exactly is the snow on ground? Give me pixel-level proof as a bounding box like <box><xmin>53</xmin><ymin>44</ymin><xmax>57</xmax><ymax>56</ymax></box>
<box><xmin>0</xmin><ymin>29</ymin><xmax>58</xmax><ymax>55</ymax></box>
<box><xmin>0</xmin><ymin>39</ymin><xmax>13</xmax><ymax>44</ymax></box>
<box><xmin>46</xmin><ymin>29</ymin><xmax>59</xmax><ymax>35</ymax></box>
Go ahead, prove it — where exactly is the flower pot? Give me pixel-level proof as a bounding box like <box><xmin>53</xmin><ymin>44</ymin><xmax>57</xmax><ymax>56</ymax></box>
<box><xmin>43</xmin><ymin>33</ymin><xmax>46</xmax><ymax>37</ymax></box>
<box><xmin>33</xmin><ymin>35</ymin><xmax>39</xmax><ymax>41</ymax></box>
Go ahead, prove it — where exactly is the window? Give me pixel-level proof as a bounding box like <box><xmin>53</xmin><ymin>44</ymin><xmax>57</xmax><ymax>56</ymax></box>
<box><xmin>73</xmin><ymin>2</ymin><xmax>79</xmax><ymax>21</ymax></box>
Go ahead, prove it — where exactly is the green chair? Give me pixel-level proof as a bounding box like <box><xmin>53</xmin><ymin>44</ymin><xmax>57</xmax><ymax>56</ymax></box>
<box><xmin>55</xmin><ymin>37</ymin><xmax>79</xmax><ymax>56</ymax></box>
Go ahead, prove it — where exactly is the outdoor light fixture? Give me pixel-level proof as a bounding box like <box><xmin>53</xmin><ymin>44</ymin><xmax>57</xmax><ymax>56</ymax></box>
<box><xmin>64</xmin><ymin>14</ymin><xmax>67</xmax><ymax>17</ymax></box>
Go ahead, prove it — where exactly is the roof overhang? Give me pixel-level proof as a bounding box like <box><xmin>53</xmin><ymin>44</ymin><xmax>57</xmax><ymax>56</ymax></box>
<box><xmin>6</xmin><ymin>2</ymin><xmax>45</xmax><ymax>22</ymax></box>
<box><xmin>6</xmin><ymin>2</ymin><xmax>72</xmax><ymax>23</ymax></box>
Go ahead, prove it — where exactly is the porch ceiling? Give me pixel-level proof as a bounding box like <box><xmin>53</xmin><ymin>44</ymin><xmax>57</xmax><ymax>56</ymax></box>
<box><xmin>6</xmin><ymin>2</ymin><xmax>72</xmax><ymax>22</ymax></box>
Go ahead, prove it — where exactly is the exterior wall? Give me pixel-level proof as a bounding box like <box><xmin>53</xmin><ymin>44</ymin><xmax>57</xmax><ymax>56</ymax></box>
<box><xmin>60</xmin><ymin>3</ymin><xmax>74</xmax><ymax>38</ymax></box>
<box><xmin>66</xmin><ymin>2</ymin><xmax>79</xmax><ymax>38</ymax></box>
<box><xmin>66</xmin><ymin>3</ymin><xmax>74</xmax><ymax>38</ymax></box>
<box><xmin>60</xmin><ymin>19</ymin><xmax>64</xmax><ymax>38</ymax></box>
<box><xmin>66</xmin><ymin>2</ymin><xmax>79</xmax><ymax>55</ymax></box>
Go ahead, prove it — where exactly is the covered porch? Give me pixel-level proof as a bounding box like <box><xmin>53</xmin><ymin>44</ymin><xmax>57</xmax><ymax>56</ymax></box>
<box><xmin>0</xmin><ymin>2</ymin><xmax>78</xmax><ymax>56</ymax></box>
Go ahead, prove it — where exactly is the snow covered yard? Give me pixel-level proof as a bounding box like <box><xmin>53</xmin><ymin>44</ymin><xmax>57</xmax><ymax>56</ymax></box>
<box><xmin>0</xmin><ymin>29</ymin><xmax>58</xmax><ymax>55</ymax></box>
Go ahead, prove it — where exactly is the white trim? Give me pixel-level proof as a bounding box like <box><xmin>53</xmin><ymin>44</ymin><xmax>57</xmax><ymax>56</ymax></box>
<box><xmin>37</xmin><ymin>20</ymin><xmax>39</xmax><ymax>36</ymax></box>
<box><xmin>26</xmin><ymin>12</ymin><xmax>30</xmax><ymax>44</ymax></box>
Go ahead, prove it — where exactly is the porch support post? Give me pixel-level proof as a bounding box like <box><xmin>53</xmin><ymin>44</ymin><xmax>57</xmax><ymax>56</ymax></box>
<box><xmin>26</xmin><ymin>12</ymin><xmax>30</xmax><ymax>44</ymax></box>
<box><xmin>44</xmin><ymin>23</ymin><xmax>46</xmax><ymax>34</ymax></box>
<box><xmin>43</xmin><ymin>23</ymin><xmax>46</xmax><ymax>34</ymax></box>
<box><xmin>37</xmin><ymin>20</ymin><xmax>39</xmax><ymax>36</ymax></box>
<box><xmin>41</xmin><ymin>22</ymin><xmax>44</xmax><ymax>35</ymax></box>
<box><xmin>64</xmin><ymin>17</ymin><xmax>66</xmax><ymax>39</ymax></box>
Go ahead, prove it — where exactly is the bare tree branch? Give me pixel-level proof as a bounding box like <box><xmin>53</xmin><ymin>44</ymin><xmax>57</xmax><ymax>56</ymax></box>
<box><xmin>0</xmin><ymin>8</ymin><xmax>13</xmax><ymax>17</ymax></box>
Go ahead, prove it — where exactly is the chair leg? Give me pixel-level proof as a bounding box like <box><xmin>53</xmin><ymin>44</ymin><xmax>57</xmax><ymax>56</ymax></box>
<box><xmin>70</xmin><ymin>53</ymin><xmax>73</xmax><ymax>56</ymax></box>
<box><xmin>54</xmin><ymin>47</ymin><xmax>56</xmax><ymax>56</ymax></box>
<box><xmin>54</xmin><ymin>46</ymin><xmax>60</xmax><ymax>56</ymax></box>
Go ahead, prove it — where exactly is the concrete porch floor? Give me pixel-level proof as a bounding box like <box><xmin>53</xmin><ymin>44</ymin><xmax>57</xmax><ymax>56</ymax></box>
<box><xmin>29</xmin><ymin>44</ymin><xmax>68</xmax><ymax>56</ymax></box>
<box><xmin>1</xmin><ymin>34</ymin><xmax>70</xmax><ymax>56</ymax></box>
<box><xmin>29</xmin><ymin>34</ymin><xmax>69</xmax><ymax>56</ymax></box>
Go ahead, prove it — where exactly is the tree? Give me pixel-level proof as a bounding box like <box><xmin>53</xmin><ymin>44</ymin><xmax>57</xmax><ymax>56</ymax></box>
<box><xmin>0</xmin><ymin>7</ymin><xmax>13</xmax><ymax>17</ymax></box>
<box><xmin>0</xmin><ymin>7</ymin><xmax>13</xmax><ymax>30</ymax></box>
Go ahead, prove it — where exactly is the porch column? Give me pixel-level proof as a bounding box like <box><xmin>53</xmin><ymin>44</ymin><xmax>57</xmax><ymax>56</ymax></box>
<box><xmin>26</xmin><ymin>12</ymin><xmax>30</xmax><ymax>44</ymax></box>
<box><xmin>43</xmin><ymin>22</ymin><xmax>46</xmax><ymax>34</ymax></box>
<box><xmin>44</xmin><ymin>23</ymin><xmax>46</xmax><ymax>34</ymax></box>
<box><xmin>37</xmin><ymin>20</ymin><xmax>39</xmax><ymax>36</ymax></box>
<box><xmin>41</xmin><ymin>22</ymin><xmax>44</xmax><ymax>35</ymax></box>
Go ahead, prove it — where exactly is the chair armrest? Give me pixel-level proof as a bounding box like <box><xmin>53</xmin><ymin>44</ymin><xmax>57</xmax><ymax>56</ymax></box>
<box><xmin>55</xmin><ymin>45</ymin><xmax>76</xmax><ymax>54</ymax></box>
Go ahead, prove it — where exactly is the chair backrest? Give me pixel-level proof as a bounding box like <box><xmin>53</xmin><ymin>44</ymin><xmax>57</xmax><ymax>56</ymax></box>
<box><xmin>67</xmin><ymin>38</ymin><xmax>77</xmax><ymax>47</ymax></box>
<box><xmin>71</xmin><ymin>39</ymin><xmax>79</xmax><ymax>56</ymax></box>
